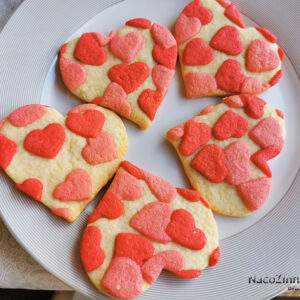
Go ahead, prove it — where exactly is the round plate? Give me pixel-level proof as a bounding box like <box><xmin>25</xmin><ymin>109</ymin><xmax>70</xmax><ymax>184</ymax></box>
<box><xmin>0</xmin><ymin>0</ymin><xmax>299</xmax><ymax>299</ymax></box>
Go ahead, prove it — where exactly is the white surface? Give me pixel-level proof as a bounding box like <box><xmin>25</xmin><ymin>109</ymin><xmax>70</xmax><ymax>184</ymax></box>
<box><xmin>0</xmin><ymin>0</ymin><xmax>299</xmax><ymax>299</ymax></box>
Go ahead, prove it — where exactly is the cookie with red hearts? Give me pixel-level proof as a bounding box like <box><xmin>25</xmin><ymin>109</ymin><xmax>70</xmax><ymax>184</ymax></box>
<box><xmin>175</xmin><ymin>0</ymin><xmax>284</xmax><ymax>98</ymax></box>
<box><xmin>59</xmin><ymin>18</ymin><xmax>177</xmax><ymax>129</ymax></box>
<box><xmin>0</xmin><ymin>104</ymin><xmax>127</xmax><ymax>222</ymax></box>
<box><xmin>81</xmin><ymin>161</ymin><xmax>219</xmax><ymax>299</ymax></box>
<box><xmin>166</xmin><ymin>95</ymin><xmax>285</xmax><ymax>216</ymax></box>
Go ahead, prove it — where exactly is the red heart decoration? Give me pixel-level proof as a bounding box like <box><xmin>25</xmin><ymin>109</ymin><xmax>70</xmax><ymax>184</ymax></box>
<box><xmin>152</xmin><ymin>45</ymin><xmax>177</xmax><ymax>69</ymax></box>
<box><xmin>183</xmin><ymin>38</ymin><xmax>214</xmax><ymax>66</ymax></box>
<box><xmin>138</xmin><ymin>89</ymin><xmax>163</xmax><ymax>121</ymax></box>
<box><xmin>237</xmin><ymin>178</ymin><xmax>271</xmax><ymax>211</ymax></box>
<box><xmin>53</xmin><ymin>169</ymin><xmax>92</xmax><ymax>201</ymax></box>
<box><xmin>183</xmin><ymin>0</ymin><xmax>213</xmax><ymax>25</ymax></box>
<box><xmin>114</xmin><ymin>233</ymin><xmax>154</xmax><ymax>266</ymax></box>
<box><xmin>251</xmin><ymin>146</ymin><xmax>281</xmax><ymax>177</ymax></box>
<box><xmin>0</xmin><ymin>134</ymin><xmax>17</xmax><ymax>170</ymax></box>
<box><xmin>24</xmin><ymin>123</ymin><xmax>65</xmax><ymax>159</ymax></box>
<box><xmin>224</xmin><ymin>4</ymin><xmax>245</xmax><ymax>28</ymax></box>
<box><xmin>239</xmin><ymin>94</ymin><xmax>266</xmax><ymax>119</ymax></box>
<box><xmin>210</xmin><ymin>26</ymin><xmax>243</xmax><ymax>56</ymax></box>
<box><xmin>179</xmin><ymin>119</ymin><xmax>212</xmax><ymax>156</ymax></box>
<box><xmin>130</xmin><ymin>202</ymin><xmax>172</xmax><ymax>243</ymax></box>
<box><xmin>246</xmin><ymin>39</ymin><xmax>280</xmax><ymax>72</ymax></box>
<box><xmin>215</xmin><ymin>59</ymin><xmax>246</xmax><ymax>93</ymax></box>
<box><xmin>16</xmin><ymin>178</ymin><xmax>43</xmax><ymax>202</ymax></box>
<box><xmin>108</xmin><ymin>62</ymin><xmax>149</xmax><ymax>94</ymax></box>
<box><xmin>74</xmin><ymin>32</ymin><xmax>106</xmax><ymax>66</ymax></box>
<box><xmin>213</xmin><ymin>110</ymin><xmax>249</xmax><ymax>140</ymax></box>
<box><xmin>80</xmin><ymin>226</ymin><xmax>105</xmax><ymax>272</ymax></box>
<box><xmin>192</xmin><ymin>144</ymin><xmax>228</xmax><ymax>183</ymax></box>
<box><xmin>88</xmin><ymin>190</ymin><xmax>124</xmax><ymax>223</ymax></box>
<box><xmin>66</xmin><ymin>109</ymin><xmax>105</xmax><ymax>138</ymax></box>
<box><xmin>166</xmin><ymin>209</ymin><xmax>207</xmax><ymax>250</ymax></box>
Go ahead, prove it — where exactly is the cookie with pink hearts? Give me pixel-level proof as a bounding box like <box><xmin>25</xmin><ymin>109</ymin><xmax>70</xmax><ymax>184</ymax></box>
<box><xmin>0</xmin><ymin>104</ymin><xmax>127</xmax><ymax>222</ymax></box>
<box><xmin>175</xmin><ymin>0</ymin><xmax>284</xmax><ymax>98</ymax></box>
<box><xmin>81</xmin><ymin>161</ymin><xmax>219</xmax><ymax>299</ymax></box>
<box><xmin>59</xmin><ymin>18</ymin><xmax>177</xmax><ymax>129</ymax></box>
<box><xmin>166</xmin><ymin>95</ymin><xmax>285</xmax><ymax>217</ymax></box>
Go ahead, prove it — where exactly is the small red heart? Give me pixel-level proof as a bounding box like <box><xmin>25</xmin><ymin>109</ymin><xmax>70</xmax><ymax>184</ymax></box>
<box><xmin>114</xmin><ymin>233</ymin><xmax>154</xmax><ymax>266</ymax></box>
<box><xmin>246</xmin><ymin>39</ymin><xmax>280</xmax><ymax>72</ymax></box>
<box><xmin>0</xmin><ymin>134</ymin><xmax>17</xmax><ymax>170</ymax></box>
<box><xmin>166</xmin><ymin>209</ymin><xmax>206</xmax><ymax>250</ymax></box>
<box><xmin>215</xmin><ymin>59</ymin><xmax>246</xmax><ymax>93</ymax></box>
<box><xmin>138</xmin><ymin>89</ymin><xmax>163</xmax><ymax>121</ymax></box>
<box><xmin>53</xmin><ymin>169</ymin><xmax>92</xmax><ymax>201</ymax></box>
<box><xmin>251</xmin><ymin>146</ymin><xmax>281</xmax><ymax>177</ymax></box>
<box><xmin>24</xmin><ymin>123</ymin><xmax>65</xmax><ymax>159</ymax></box>
<box><xmin>80</xmin><ymin>226</ymin><xmax>105</xmax><ymax>272</ymax></box>
<box><xmin>237</xmin><ymin>178</ymin><xmax>271</xmax><ymax>211</ymax></box>
<box><xmin>224</xmin><ymin>4</ymin><xmax>245</xmax><ymax>28</ymax></box>
<box><xmin>126</xmin><ymin>18</ymin><xmax>152</xmax><ymax>29</ymax></box>
<box><xmin>179</xmin><ymin>119</ymin><xmax>212</xmax><ymax>156</ymax></box>
<box><xmin>183</xmin><ymin>38</ymin><xmax>214</xmax><ymax>66</ymax></box>
<box><xmin>210</xmin><ymin>26</ymin><xmax>243</xmax><ymax>56</ymax></box>
<box><xmin>130</xmin><ymin>202</ymin><xmax>172</xmax><ymax>243</ymax></box>
<box><xmin>16</xmin><ymin>178</ymin><xmax>43</xmax><ymax>202</ymax></box>
<box><xmin>66</xmin><ymin>109</ymin><xmax>105</xmax><ymax>138</ymax></box>
<box><xmin>192</xmin><ymin>144</ymin><xmax>228</xmax><ymax>183</ymax></box>
<box><xmin>152</xmin><ymin>45</ymin><xmax>177</xmax><ymax>69</ymax></box>
<box><xmin>183</xmin><ymin>0</ymin><xmax>213</xmax><ymax>25</ymax></box>
<box><xmin>213</xmin><ymin>110</ymin><xmax>249</xmax><ymax>140</ymax></box>
<box><xmin>88</xmin><ymin>190</ymin><xmax>124</xmax><ymax>223</ymax></box>
<box><xmin>74</xmin><ymin>32</ymin><xmax>106</xmax><ymax>66</ymax></box>
<box><xmin>240</xmin><ymin>94</ymin><xmax>266</xmax><ymax>119</ymax></box>
<box><xmin>108</xmin><ymin>62</ymin><xmax>149</xmax><ymax>94</ymax></box>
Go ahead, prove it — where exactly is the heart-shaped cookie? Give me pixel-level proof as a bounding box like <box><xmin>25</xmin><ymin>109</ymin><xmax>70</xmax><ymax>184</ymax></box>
<box><xmin>82</xmin><ymin>161</ymin><xmax>219</xmax><ymax>299</ymax></box>
<box><xmin>166</xmin><ymin>95</ymin><xmax>285</xmax><ymax>217</ymax></box>
<box><xmin>59</xmin><ymin>18</ymin><xmax>177</xmax><ymax>129</ymax></box>
<box><xmin>175</xmin><ymin>0</ymin><xmax>284</xmax><ymax>98</ymax></box>
<box><xmin>0</xmin><ymin>104</ymin><xmax>127</xmax><ymax>222</ymax></box>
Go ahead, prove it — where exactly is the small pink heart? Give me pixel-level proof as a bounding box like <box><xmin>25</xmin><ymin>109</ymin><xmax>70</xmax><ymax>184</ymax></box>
<box><xmin>92</xmin><ymin>83</ymin><xmax>131</xmax><ymax>118</ymax></box>
<box><xmin>110</xmin><ymin>32</ymin><xmax>144</xmax><ymax>63</ymax></box>
<box><xmin>152</xmin><ymin>65</ymin><xmax>174</xmax><ymax>94</ymax></box>
<box><xmin>82</xmin><ymin>131</ymin><xmax>117</xmax><ymax>165</ymax></box>
<box><xmin>175</xmin><ymin>13</ymin><xmax>201</xmax><ymax>45</ymax></box>
<box><xmin>53</xmin><ymin>169</ymin><xmax>92</xmax><ymax>201</ymax></box>
<box><xmin>59</xmin><ymin>58</ymin><xmax>87</xmax><ymax>91</ymax></box>
<box><xmin>151</xmin><ymin>23</ymin><xmax>176</xmax><ymax>48</ymax></box>
<box><xmin>246</xmin><ymin>39</ymin><xmax>280</xmax><ymax>72</ymax></box>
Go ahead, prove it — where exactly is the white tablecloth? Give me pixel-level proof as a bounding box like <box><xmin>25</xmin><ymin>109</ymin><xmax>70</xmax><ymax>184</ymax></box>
<box><xmin>0</xmin><ymin>0</ymin><xmax>68</xmax><ymax>290</ymax></box>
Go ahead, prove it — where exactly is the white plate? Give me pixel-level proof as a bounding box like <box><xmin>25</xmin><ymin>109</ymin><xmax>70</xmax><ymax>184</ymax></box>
<box><xmin>0</xmin><ymin>0</ymin><xmax>299</xmax><ymax>299</ymax></box>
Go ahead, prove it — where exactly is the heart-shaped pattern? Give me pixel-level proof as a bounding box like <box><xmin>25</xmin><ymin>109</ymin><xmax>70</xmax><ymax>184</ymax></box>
<box><xmin>110</xmin><ymin>32</ymin><xmax>144</xmax><ymax>63</ymax></box>
<box><xmin>166</xmin><ymin>209</ymin><xmax>207</xmax><ymax>250</ymax></box>
<box><xmin>183</xmin><ymin>38</ymin><xmax>214</xmax><ymax>65</ymax></box>
<box><xmin>176</xmin><ymin>0</ymin><xmax>283</xmax><ymax>98</ymax></box>
<box><xmin>210</xmin><ymin>26</ymin><xmax>243</xmax><ymax>56</ymax></box>
<box><xmin>24</xmin><ymin>123</ymin><xmax>65</xmax><ymax>159</ymax></box>
<box><xmin>74</xmin><ymin>32</ymin><xmax>106</xmax><ymax>66</ymax></box>
<box><xmin>179</xmin><ymin>120</ymin><xmax>211</xmax><ymax>156</ymax></box>
<box><xmin>82</xmin><ymin>162</ymin><xmax>219</xmax><ymax>299</ymax></box>
<box><xmin>192</xmin><ymin>144</ymin><xmax>228</xmax><ymax>183</ymax></box>
<box><xmin>108</xmin><ymin>62</ymin><xmax>149</xmax><ymax>94</ymax></box>
<box><xmin>224</xmin><ymin>141</ymin><xmax>251</xmax><ymax>186</ymax></box>
<box><xmin>130</xmin><ymin>202</ymin><xmax>172</xmax><ymax>243</ymax></box>
<box><xmin>59</xmin><ymin>18</ymin><xmax>176</xmax><ymax>129</ymax></box>
<box><xmin>66</xmin><ymin>109</ymin><xmax>105</xmax><ymax>138</ymax></box>
<box><xmin>246</xmin><ymin>39</ymin><xmax>280</xmax><ymax>72</ymax></box>
<box><xmin>213</xmin><ymin>110</ymin><xmax>249</xmax><ymax>140</ymax></box>
<box><xmin>167</xmin><ymin>97</ymin><xmax>285</xmax><ymax>217</ymax></box>
<box><xmin>59</xmin><ymin>57</ymin><xmax>87</xmax><ymax>91</ymax></box>
<box><xmin>8</xmin><ymin>104</ymin><xmax>46</xmax><ymax>127</ymax></box>
<box><xmin>0</xmin><ymin>105</ymin><xmax>127</xmax><ymax>222</ymax></box>
<box><xmin>53</xmin><ymin>169</ymin><xmax>92</xmax><ymax>201</ymax></box>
